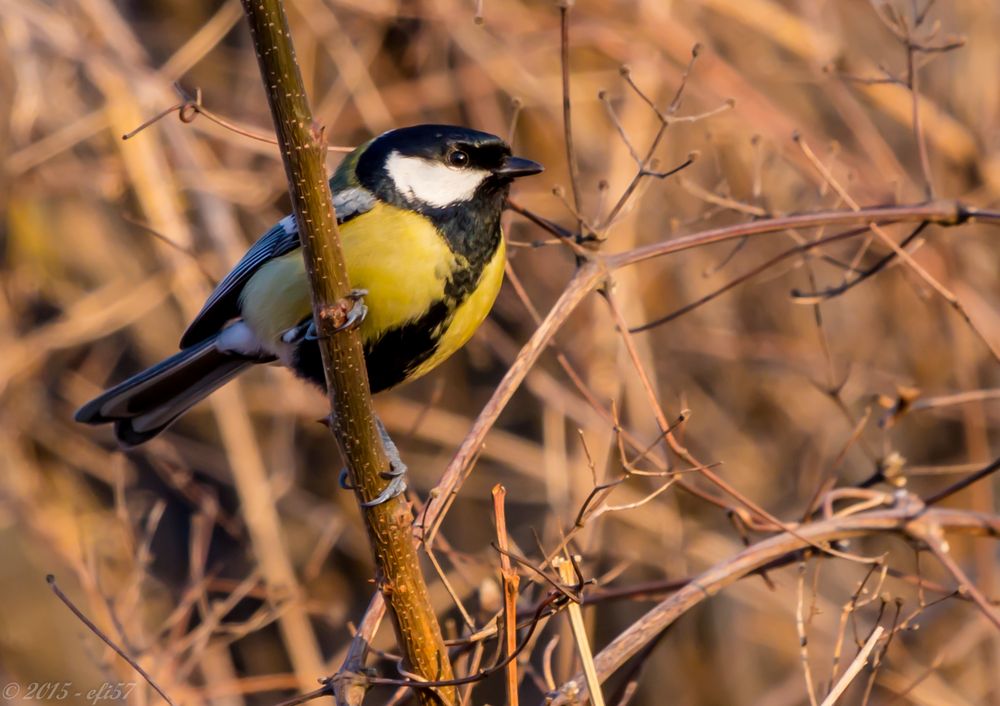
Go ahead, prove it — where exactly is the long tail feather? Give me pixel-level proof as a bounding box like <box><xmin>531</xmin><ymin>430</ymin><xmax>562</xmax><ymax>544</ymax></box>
<box><xmin>75</xmin><ymin>336</ymin><xmax>256</xmax><ymax>447</ymax></box>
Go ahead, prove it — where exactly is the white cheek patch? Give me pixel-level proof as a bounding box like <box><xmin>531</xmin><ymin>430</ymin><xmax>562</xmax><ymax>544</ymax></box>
<box><xmin>386</xmin><ymin>151</ymin><xmax>490</xmax><ymax>208</ymax></box>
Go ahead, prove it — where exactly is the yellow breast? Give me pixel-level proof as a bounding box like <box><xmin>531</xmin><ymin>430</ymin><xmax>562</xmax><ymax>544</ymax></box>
<box><xmin>406</xmin><ymin>237</ymin><xmax>504</xmax><ymax>382</ymax></box>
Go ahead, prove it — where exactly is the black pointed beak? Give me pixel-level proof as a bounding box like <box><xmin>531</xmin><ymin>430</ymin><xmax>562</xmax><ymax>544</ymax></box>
<box><xmin>493</xmin><ymin>155</ymin><xmax>544</xmax><ymax>178</ymax></box>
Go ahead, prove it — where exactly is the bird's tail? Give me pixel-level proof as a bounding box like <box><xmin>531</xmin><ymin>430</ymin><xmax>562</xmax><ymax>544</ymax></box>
<box><xmin>75</xmin><ymin>335</ymin><xmax>255</xmax><ymax>447</ymax></box>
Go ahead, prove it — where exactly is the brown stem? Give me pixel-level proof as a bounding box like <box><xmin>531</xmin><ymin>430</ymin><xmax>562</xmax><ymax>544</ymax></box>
<box><xmin>608</xmin><ymin>201</ymin><xmax>984</xmax><ymax>271</ymax></box>
<box><xmin>904</xmin><ymin>23</ymin><xmax>935</xmax><ymax>200</ymax></box>
<box><xmin>238</xmin><ymin>2</ymin><xmax>454</xmax><ymax>704</ymax></box>
<box><xmin>559</xmin><ymin>1</ymin><xmax>583</xmax><ymax>227</ymax></box>
<box><xmin>492</xmin><ymin>485</ymin><xmax>521</xmax><ymax>706</ymax></box>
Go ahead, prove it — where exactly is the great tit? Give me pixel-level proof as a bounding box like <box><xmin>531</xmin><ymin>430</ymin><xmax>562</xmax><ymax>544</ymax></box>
<box><xmin>76</xmin><ymin>124</ymin><xmax>543</xmax><ymax>448</ymax></box>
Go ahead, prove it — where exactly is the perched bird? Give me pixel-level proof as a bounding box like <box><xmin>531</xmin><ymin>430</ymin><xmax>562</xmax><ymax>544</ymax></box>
<box><xmin>76</xmin><ymin>124</ymin><xmax>542</xmax><ymax>459</ymax></box>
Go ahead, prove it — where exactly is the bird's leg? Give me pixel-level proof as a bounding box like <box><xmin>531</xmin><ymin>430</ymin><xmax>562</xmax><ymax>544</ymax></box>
<box><xmin>337</xmin><ymin>415</ymin><xmax>408</xmax><ymax>507</ymax></box>
<box><xmin>309</xmin><ymin>288</ymin><xmax>368</xmax><ymax>339</ymax></box>
<box><xmin>359</xmin><ymin>416</ymin><xmax>408</xmax><ymax>507</ymax></box>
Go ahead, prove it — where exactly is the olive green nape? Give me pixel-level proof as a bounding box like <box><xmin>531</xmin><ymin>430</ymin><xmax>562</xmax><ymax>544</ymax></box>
<box><xmin>329</xmin><ymin>137</ymin><xmax>375</xmax><ymax>192</ymax></box>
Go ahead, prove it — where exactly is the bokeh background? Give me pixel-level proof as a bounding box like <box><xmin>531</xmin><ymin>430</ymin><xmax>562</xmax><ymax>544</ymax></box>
<box><xmin>2</xmin><ymin>0</ymin><xmax>999</xmax><ymax>704</ymax></box>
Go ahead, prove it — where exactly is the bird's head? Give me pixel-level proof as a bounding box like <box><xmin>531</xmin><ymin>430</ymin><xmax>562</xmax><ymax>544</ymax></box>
<box><xmin>354</xmin><ymin>124</ymin><xmax>543</xmax><ymax>211</ymax></box>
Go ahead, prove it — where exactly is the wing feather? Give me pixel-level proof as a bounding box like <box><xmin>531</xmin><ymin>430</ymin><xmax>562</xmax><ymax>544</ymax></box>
<box><xmin>179</xmin><ymin>188</ymin><xmax>375</xmax><ymax>348</ymax></box>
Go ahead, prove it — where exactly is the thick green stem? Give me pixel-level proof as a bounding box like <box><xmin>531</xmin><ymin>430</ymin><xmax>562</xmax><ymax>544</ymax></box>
<box><xmin>238</xmin><ymin>2</ymin><xmax>455</xmax><ymax>703</ymax></box>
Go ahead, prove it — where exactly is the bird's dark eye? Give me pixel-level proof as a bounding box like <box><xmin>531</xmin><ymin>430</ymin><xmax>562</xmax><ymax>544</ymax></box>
<box><xmin>448</xmin><ymin>149</ymin><xmax>470</xmax><ymax>167</ymax></box>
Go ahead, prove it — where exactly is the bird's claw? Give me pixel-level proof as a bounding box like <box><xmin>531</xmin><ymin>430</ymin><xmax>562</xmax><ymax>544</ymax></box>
<box><xmin>359</xmin><ymin>461</ymin><xmax>408</xmax><ymax>508</ymax></box>
<box><xmin>308</xmin><ymin>289</ymin><xmax>368</xmax><ymax>339</ymax></box>
<box><xmin>337</xmin><ymin>288</ymin><xmax>368</xmax><ymax>333</ymax></box>
<box><xmin>338</xmin><ymin>448</ymin><xmax>406</xmax><ymax>508</ymax></box>
<box><xmin>337</xmin><ymin>415</ymin><xmax>408</xmax><ymax>507</ymax></box>
<box><xmin>341</xmin><ymin>461</ymin><xmax>407</xmax><ymax>507</ymax></box>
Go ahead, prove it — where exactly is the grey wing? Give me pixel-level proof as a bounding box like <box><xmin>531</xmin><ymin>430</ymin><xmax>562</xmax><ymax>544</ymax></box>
<box><xmin>179</xmin><ymin>187</ymin><xmax>375</xmax><ymax>348</ymax></box>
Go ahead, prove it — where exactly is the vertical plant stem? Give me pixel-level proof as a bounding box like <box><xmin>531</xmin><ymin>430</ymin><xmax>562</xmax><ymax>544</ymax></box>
<box><xmin>492</xmin><ymin>484</ymin><xmax>521</xmax><ymax>706</ymax></box>
<box><xmin>906</xmin><ymin>40</ymin><xmax>934</xmax><ymax>200</ymax></box>
<box><xmin>238</xmin><ymin>2</ymin><xmax>455</xmax><ymax>703</ymax></box>
<box><xmin>819</xmin><ymin>627</ymin><xmax>884</xmax><ymax>706</ymax></box>
<box><xmin>556</xmin><ymin>559</ymin><xmax>605</xmax><ymax>706</ymax></box>
<box><xmin>558</xmin><ymin>0</ymin><xmax>582</xmax><ymax>226</ymax></box>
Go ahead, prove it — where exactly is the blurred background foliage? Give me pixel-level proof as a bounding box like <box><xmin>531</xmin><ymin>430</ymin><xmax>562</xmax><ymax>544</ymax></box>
<box><xmin>1</xmin><ymin>0</ymin><xmax>999</xmax><ymax>704</ymax></box>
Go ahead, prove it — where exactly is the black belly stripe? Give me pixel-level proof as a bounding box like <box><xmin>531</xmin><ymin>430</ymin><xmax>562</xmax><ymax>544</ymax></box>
<box><xmin>292</xmin><ymin>299</ymin><xmax>452</xmax><ymax>393</ymax></box>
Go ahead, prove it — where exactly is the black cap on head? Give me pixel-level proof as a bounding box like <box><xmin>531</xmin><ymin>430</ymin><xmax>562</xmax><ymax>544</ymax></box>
<box><xmin>359</xmin><ymin>125</ymin><xmax>505</xmax><ymax>175</ymax></box>
<box><xmin>356</xmin><ymin>124</ymin><xmax>542</xmax><ymax>206</ymax></box>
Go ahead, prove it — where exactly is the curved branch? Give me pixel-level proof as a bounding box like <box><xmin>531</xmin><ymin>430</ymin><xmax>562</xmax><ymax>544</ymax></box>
<box><xmin>424</xmin><ymin>200</ymin><xmax>1000</xmax><ymax>544</ymax></box>
<box><xmin>547</xmin><ymin>501</ymin><xmax>1000</xmax><ymax>705</ymax></box>
<box><xmin>607</xmin><ymin>201</ymin><xmax>993</xmax><ymax>271</ymax></box>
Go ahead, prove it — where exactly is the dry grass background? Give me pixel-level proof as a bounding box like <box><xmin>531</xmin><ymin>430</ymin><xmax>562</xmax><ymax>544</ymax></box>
<box><xmin>2</xmin><ymin>0</ymin><xmax>1000</xmax><ymax>704</ymax></box>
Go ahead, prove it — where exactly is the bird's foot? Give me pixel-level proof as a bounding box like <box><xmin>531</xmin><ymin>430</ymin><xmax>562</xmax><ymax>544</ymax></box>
<box><xmin>339</xmin><ymin>463</ymin><xmax>406</xmax><ymax>508</ymax></box>
<box><xmin>338</xmin><ymin>416</ymin><xmax>408</xmax><ymax>508</ymax></box>
<box><xmin>359</xmin><ymin>458</ymin><xmax>408</xmax><ymax>508</ymax></box>
<box><xmin>362</xmin><ymin>416</ymin><xmax>408</xmax><ymax>507</ymax></box>
<box><xmin>339</xmin><ymin>460</ymin><xmax>407</xmax><ymax>507</ymax></box>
